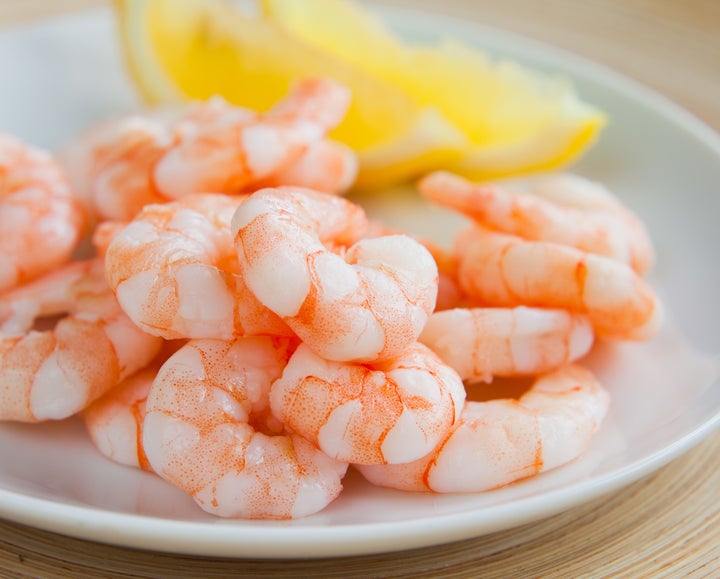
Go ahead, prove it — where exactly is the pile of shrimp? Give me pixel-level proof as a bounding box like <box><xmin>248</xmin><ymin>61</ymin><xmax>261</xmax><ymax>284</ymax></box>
<box><xmin>0</xmin><ymin>77</ymin><xmax>663</xmax><ymax>520</ymax></box>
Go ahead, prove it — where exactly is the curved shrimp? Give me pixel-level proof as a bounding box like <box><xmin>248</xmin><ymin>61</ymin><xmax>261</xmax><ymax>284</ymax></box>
<box><xmin>231</xmin><ymin>187</ymin><xmax>438</xmax><ymax>362</ymax></box>
<box><xmin>419</xmin><ymin>307</ymin><xmax>594</xmax><ymax>383</ymax></box>
<box><xmin>0</xmin><ymin>259</ymin><xmax>162</xmax><ymax>422</ymax></box>
<box><xmin>270</xmin><ymin>341</ymin><xmax>466</xmax><ymax>465</ymax></box>
<box><xmin>357</xmin><ymin>364</ymin><xmax>609</xmax><ymax>493</ymax></box>
<box><xmin>420</xmin><ymin>171</ymin><xmax>654</xmax><ymax>275</ymax></box>
<box><xmin>143</xmin><ymin>337</ymin><xmax>348</xmax><ymax>520</ymax></box>
<box><xmin>104</xmin><ymin>193</ymin><xmax>293</xmax><ymax>340</ymax></box>
<box><xmin>455</xmin><ymin>226</ymin><xmax>663</xmax><ymax>341</ymax></box>
<box><xmin>60</xmin><ymin>78</ymin><xmax>354</xmax><ymax>222</ymax></box>
<box><xmin>0</xmin><ymin>134</ymin><xmax>86</xmax><ymax>292</ymax></box>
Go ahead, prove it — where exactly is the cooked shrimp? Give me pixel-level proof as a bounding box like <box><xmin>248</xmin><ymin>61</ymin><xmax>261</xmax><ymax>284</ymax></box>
<box><xmin>0</xmin><ymin>134</ymin><xmax>86</xmax><ymax>292</ymax></box>
<box><xmin>104</xmin><ymin>193</ymin><xmax>293</xmax><ymax>340</ymax></box>
<box><xmin>420</xmin><ymin>307</ymin><xmax>594</xmax><ymax>383</ymax></box>
<box><xmin>455</xmin><ymin>226</ymin><xmax>662</xmax><ymax>340</ymax></box>
<box><xmin>60</xmin><ymin>78</ymin><xmax>353</xmax><ymax>222</ymax></box>
<box><xmin>357</xmin><ymin>364</ymin><xmax>609</xmax><ymax>492</ymax></box>
<box><xmin>82</xmin><ymin>341</ymin><xmax>184</xmax><ymax>470</ymax></box>
<box><xmin>270</xmin><ymin>341</ymin><xmax>466</xmax><ymax>465</ymax></box>
<box><xmin>0</xmin><ymin>259</ymin><xmax>162</xmax><ymax>422</ymax></box>
<box><xmin>420</xmin><ymin>171</ymin><xmax>654</xmax><ymax>274</ymax></box>
<box><xmin>151</xmin><ymin>77</ymin><xmax>352</xmax><ymax>200</ymax></box>
<box><xmin>143</xmin><ymin>337</ymin><xmax>348</xmax><ymax>519</ymax></box>
<box><xmin>232</xmin><ymin>187</ymin><xmax>438</xmax><ymax>362</ymax></box>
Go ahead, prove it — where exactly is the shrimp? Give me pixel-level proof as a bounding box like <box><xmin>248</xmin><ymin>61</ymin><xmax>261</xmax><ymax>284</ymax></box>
<box><xmin>419</xmin><ymin>307</ymin><xmax>594</xmax><ymax>383</ymax></box>
<box><xmin>0</xmin><ymin>134</ymin><xmax>86</xmax><ymax>292</ymax></box>
<box><xmin>82</xmin><ymin>341</ymin><xmax>184</xmax><ymax>471</ymax></box>
<box><xmin>143</xmin><ymin>337</ymin><xmax>348</xmax><ymax>520</ymax></box>
<box><xmin>60</xmin><ymin>78</ymin><xmax>353</xmax><ymax>222</ymax></box>
<box><xmin>455</xmin><ymin>226</ymin><xmax>663</xmax><ymax>340</ymax></box>
<box><xmin>420</xmin><ymin>171</ymin><xmax>654</xmax><ymax>275</ymax></box>
<box><xmin>357</xmin><ymin>364</ymin><xmax>609</xmax><ymax>493</ymax></box>
<box><xmin>231</xmin><ymin>187</ymin><xmax>438</xmax><ymax>362</ymax></box>
<box><xmin>104</xmin><ymin>193</ymin><xmax>293</xmax><ymax>340</ymax></box>
<box><xmin>153</xmin><ymin>78</ymin><xmax>351</xmax><ymax>199</ymax></box>
<box><xmin>0</xmin><ymin>259</ymin><xmax>162</xmax><ymax>422</ymax></box>
<box><xmin>270</xmin><ymin>341</ymin><xmax>466</xmax><ymax>465</ymax></box>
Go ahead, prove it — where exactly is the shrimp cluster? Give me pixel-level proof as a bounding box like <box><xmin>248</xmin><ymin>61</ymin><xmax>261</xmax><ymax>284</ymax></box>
<box><xmin>0</xmin><ymin>78</ymin><xmax>664</xmax><ymax>521</ymax></box>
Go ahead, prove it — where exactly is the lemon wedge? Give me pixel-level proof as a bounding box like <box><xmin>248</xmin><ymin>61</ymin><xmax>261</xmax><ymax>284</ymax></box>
<box><xmin>263</xmin><ymin>0</ymin><xmax>607</xmax><ymax>180</ymax></box>
<box><xmin>114</xmin><ymin>0</ymin><xmax>466</xmax><ymax>188</ymax></box>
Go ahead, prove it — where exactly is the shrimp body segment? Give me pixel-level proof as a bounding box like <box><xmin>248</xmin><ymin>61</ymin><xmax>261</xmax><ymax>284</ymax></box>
<box><xmin>420</xmin><ymin>307</ymin><xmax>594</xmax><ymax>383</ymax></box>
<box><xmin>0</xmin><ymin>134</ymin><xmax>86</xmax><ymax>292</ymax></box>
<box><xmin>0</xmin><ymin>259</ymin><xmax>162</xmax><ymax>422</ymax></box>
<box><xmin>105</xmin><ymin>193</ymin><xmax>292</xmax><ymax>340</ymax></box>
<box><xmin>82</xmin><ymin>341</ymin><xmax>184</xmax><ymax>470</ymax></box>
<box><xmin>456</xmin><ymin>227</ymin><xmax>662</xmax><ymax>340</ymax></box>
<box><xmin>270</xmin><ymin>342</ymin><xmax>466</xmax><ymax>465</ymax></box>
<box><xmin>420</xmin><ymin>171</ymin><xmax>654</xmax><ymax>274</ymax></box>
<box><xmin>143</xmin><ymin>337</ymin><xmax>348</xmax><ymax>520</ymax></box>
<box><xmin>82</xmin><ymin>364</ymin><xmax>156</xmax><ymax>471</ymax></box>
<box><xmin>357</xmin><ymin>364</ymin><xmax>609</xmax><ymax>493</ymax></box>
<box><xmin>61</xmin><ymin>116</ymin><xmax>173</xmax><ymax>223</ymax></box>
<box><xmin>232</xmin><ymin>187</ymin><xmax>438</xmax><ymax>362</ymax></box>
<box><xmin>270</xmin><ymin>343</ymin><xmax>465</xmax><ymax>464</ymax></box>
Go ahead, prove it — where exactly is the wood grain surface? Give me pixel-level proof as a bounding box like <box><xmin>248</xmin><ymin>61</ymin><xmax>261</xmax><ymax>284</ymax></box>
<box><xmin>0</xmin><ymin>1</ymin><xmax>719</xmax><ymax>577</ymax></box>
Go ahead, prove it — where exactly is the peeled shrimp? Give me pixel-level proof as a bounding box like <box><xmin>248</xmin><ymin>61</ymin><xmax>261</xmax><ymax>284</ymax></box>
<box><xmin>104</xmin><ymin>193</ymin><xmax>292</xmax><ymax>340</ymax></box>
<box><xmin>270</xmin><ymin>342</ymin><xmax>466</xmax><ymax>465</ymax></box>
<box><xmin>0</xmin><ymin>259</ymin><xmax>162</xmax><ymax>422</ymax></box>
<box><xmin>420</xmin><ymin>307</ymin><xmax>594</xmax><ymax>383</ymax></box>
<box><xmin>62</xmin><ymin>79</ymin><xmax>353</xmax><ymax>223</ymax></box>
<box><xmin>455</xmin><ymin>226</ymin><xmax>662</xmax><ymax>340</ymax></box>
<box><xmin>231</xmin><ymin>187</ymin><xmax>438</xmax><ymax>362</ymax></box>
<box><xmin>156</xmin><ymin>79</ymin><xmax>351</xmax><ymax>199</ymax></box>
<box><xmin>357</xmin><ymin>364</ymin><xmax>609</xmax><ymax>493</ymax></box>
<box><xmin>0</xmin><ymin>134</ymin><xmax>86</xmax><ymax>292</ymax></box>
<box><xmin>420</xmin><ymin>171</ymin><xmax>654</xmax><ymax>275</ymax></box>
<box><xmin>143</xmin><ymin>337</ymin><xmax>348</xmax><ymax>520</ymax></box>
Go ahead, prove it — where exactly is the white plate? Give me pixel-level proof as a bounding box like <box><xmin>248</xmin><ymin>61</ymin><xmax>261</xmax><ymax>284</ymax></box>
<box><xmin>0</xmin><ymin>6</ymin><xmax>719</xmax><ymax>560</ymax></box>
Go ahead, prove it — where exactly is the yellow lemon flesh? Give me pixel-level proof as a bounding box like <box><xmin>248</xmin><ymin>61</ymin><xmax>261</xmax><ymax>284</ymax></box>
<box><xmin>263</xmin><ymin>0</ymin><xmax>607</xmax><ymax>180</ymax></box>
<box><xmin>114</xmin><ymin>0</ymin><xmax>466</xmax><ymax>188</ymax></box>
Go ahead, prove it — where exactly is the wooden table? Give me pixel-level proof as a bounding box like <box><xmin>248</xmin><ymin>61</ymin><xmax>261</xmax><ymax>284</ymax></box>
<box><xmin>0</xmin><ymin>1</ymin><xmax>719</xmax><ymax>577</ymax></box>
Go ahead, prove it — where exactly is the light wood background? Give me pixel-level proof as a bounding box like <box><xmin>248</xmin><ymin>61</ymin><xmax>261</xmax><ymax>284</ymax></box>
<box><xmin>0</xmin><ymin>1</ymin><xmax>718</xmax><ymax>577</ymax></box>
